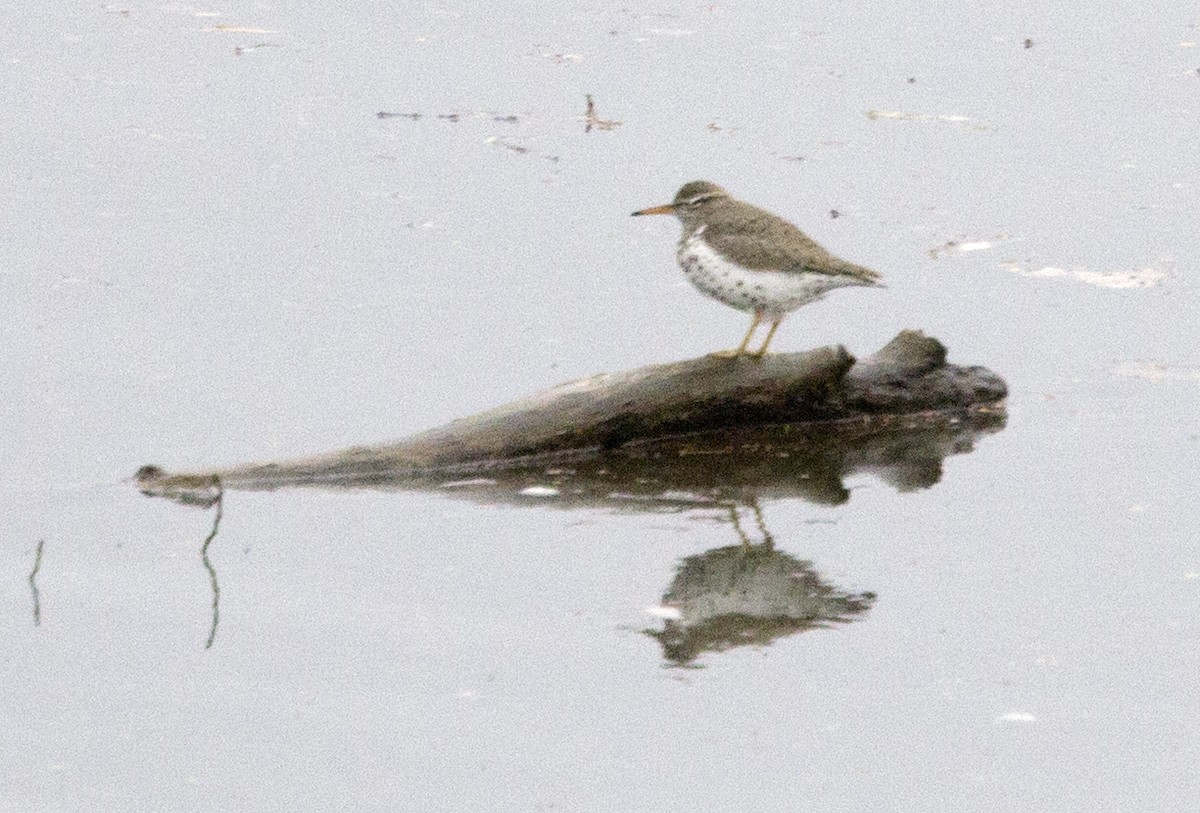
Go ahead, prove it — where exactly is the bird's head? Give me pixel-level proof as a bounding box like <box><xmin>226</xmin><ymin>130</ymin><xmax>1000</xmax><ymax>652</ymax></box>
<box><xmin>632</xmin><ymin>181</ymin><xmax>729</xmax><ymax>230</ymax></box>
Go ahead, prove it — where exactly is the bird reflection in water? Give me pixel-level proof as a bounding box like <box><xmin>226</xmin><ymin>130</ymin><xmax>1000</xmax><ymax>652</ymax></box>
<box><xmin>645</xmin><ymin>499</ymin><xmax>875</xmax><ymax>667</ymax></box>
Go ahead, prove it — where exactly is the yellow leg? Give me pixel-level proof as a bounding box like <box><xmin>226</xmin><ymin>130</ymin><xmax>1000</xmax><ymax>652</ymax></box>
<box><xmin>710</xmin><ymin>312</ymin><xmax>762</xmax><ymax>359</ymax></box>
<box><xmin>750</xmin><ymin>318</ymin><xmax>783</xmax><ymax>358</ymax></box>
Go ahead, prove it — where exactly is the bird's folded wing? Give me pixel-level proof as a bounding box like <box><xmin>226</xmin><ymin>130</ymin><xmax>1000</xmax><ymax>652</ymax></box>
<box><xmin>704</xmin><ymin>229</ymin><xmax>880</xmax><ymax>284</ymax></box>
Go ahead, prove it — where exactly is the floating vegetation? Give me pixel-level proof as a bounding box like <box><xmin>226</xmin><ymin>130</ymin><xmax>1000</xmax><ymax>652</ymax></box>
<box><xmin>1002</xmin><ymin>262</ymin><xmax>1170</xmax><ymax>289</ymax></box>
<box><xmin>867</xmin><ymin>109</ymin><xmax>994</xmax><ymax>131</ymax></box>
<box><xmin>582</xmin><ymin>94</ymin><xmax>622</xmax><ymax>132</ymax></box>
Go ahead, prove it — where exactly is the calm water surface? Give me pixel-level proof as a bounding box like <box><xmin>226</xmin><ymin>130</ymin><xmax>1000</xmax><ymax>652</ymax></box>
<box><xmin>3</xmin><ymin>2</ymin><xmax>1198</xmax><ymax>810</ymax></box>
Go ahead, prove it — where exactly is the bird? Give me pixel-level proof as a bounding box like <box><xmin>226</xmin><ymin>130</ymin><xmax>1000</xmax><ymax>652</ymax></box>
<box><xmin>632</xmin><ymin>181</ymin><xmax>883</xmax><ymax>358</ymax></box>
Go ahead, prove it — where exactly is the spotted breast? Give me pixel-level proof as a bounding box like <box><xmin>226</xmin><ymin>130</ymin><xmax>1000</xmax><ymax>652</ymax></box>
<box><xmin>678</xmin><ymin>226</ymin><xmax>849</xmax><ymax>318</ymax></box>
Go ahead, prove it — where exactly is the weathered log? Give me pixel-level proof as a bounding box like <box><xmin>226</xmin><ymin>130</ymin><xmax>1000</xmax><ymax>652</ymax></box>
<box><xmin>136</xmin><ymin>330</ymin><xmax>1006</xmax><ymax>505</ymax></box>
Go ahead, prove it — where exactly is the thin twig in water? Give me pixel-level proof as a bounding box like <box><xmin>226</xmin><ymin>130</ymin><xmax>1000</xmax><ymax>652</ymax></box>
<box><xmin>29</xmin><ymin>538</ymin><xmax>45</xmax><ymax>627</ymax></box>
<box><xmin>201</xmin><ymin>478</ymin><xmax>224</xmax><ymax>650</ymax></box>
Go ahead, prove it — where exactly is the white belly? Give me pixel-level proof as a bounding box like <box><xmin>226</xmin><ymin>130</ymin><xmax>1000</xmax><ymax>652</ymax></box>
<box><xmin>677</xmin><ymin>229</ymin><xmax>843</xmax><ymax>317</ymax></box>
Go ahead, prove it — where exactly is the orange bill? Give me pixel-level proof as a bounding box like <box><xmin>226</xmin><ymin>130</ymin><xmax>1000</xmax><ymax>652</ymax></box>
<box><xmin>631</xmin><ymin>204</ymin><xmax>676</xmax><ymax>216</ymax></box>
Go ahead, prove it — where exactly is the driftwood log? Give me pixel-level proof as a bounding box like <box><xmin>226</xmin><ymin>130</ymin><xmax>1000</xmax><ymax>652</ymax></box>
<box><xmin>136</xmin><ymin>330</ymin><xmax>1006</xmax><ymax>507</ymax></box>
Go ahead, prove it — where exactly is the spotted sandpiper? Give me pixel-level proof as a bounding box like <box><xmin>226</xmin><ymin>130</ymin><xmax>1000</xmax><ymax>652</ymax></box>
<box><xmin>633</xmin><ymin>181</ymin><xmax>883</xmax><ymax>358</ymax></box>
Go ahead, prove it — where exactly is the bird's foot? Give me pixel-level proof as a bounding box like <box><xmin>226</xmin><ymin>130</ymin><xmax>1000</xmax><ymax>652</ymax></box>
<box><xmin>708</xmin><ymin>349</ymin><xmax>745</xmax><ymax>360</ymax></box>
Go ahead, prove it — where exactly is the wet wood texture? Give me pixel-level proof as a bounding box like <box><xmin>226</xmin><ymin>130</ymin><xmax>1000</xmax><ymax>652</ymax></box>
<box><xmin>137</xmin><ymin>330</ymin><xmax>1005</xmax><ymax>497</ymax></box>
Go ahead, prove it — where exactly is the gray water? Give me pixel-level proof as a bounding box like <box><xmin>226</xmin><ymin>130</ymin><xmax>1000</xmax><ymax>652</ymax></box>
<box><xmin>4</xmin><ymin>2</ymin><xmax>1199</xmax><ymax>810</ymax></box>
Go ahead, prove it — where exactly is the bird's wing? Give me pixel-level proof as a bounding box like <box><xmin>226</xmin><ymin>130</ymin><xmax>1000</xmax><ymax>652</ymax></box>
<box><xmin>704</xmin><ymin>226</ymin><xmax>883</xmax><ymax>285</ymax></box>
